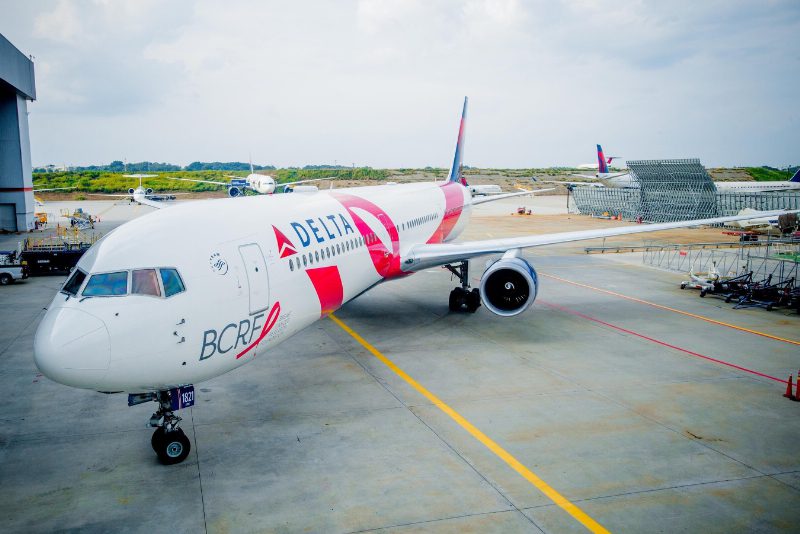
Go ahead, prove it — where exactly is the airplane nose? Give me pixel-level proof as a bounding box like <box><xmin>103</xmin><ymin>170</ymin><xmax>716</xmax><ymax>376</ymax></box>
<box><xmin>34</xmin><ymin>307</ymin><xmax>111</xmax><ymax>388</ymax></box>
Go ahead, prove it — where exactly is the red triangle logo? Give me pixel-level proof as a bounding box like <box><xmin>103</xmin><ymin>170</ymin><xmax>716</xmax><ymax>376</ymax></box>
<box><xmin>273</xmin><ymin>225</ymin><xmax>297</xmax><ymax>258</ymax></box>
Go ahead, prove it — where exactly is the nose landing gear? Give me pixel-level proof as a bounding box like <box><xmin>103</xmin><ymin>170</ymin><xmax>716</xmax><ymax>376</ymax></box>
<box><xmin>445</xmin><ymin>261</ymin><xmax>481</xmax><ymax>313</ymax></box>
<box><xmin>129</xmin><ymin>386</ymin><xmax>194</xmax><ymax>465</ymax></box>
<box><xmin>149</xmin><ymin>391</ymin><xmax>191</xmax><ymax>465</ymax></box>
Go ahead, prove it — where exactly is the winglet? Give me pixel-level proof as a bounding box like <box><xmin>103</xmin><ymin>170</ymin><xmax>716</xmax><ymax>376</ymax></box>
<box><xmin>789</xmin><ymin>168</ymin><xmax>800</xmax><ymax>183</ymax></box>
<box><xmin>597</xmin><ymin>144</ymin><xmax>609</xmax><ymax>174</ymax></box>
<box><xmin>448</xmin><ymin>97</ymin><xmax>468</xmax><ymax>184</ymax></box>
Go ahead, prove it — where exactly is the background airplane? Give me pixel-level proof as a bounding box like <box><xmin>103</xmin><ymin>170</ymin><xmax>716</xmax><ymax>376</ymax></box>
<box><xmin>87</xmin><ymin>174</ymin><xmax>175</xmax><ymax>209</ymax></box>
<box><xmin>33</xmin><ymin>98</ymin><xmax>798</xmax><ymax>465</ymax></box>
<box><xmin>172</xmin><ymin>162</ymin><xmax>326</xmax><ymax>196</ymax></box>
<box><xmin>540</xmin><ymin>144</ymin><xmax>638</xmax><ymax>189</ymax></box>
<box><xmin>714</xmin><ymin>168</ymin><xmax>800</xmax><ymax>193</ymax></box>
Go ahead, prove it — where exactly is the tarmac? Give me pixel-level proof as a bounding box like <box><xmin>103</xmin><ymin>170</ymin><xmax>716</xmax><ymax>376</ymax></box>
<box><xmin>1</xmin><ymin>196</ymin><xmax>799</xmax><ymax>533</ymax></box>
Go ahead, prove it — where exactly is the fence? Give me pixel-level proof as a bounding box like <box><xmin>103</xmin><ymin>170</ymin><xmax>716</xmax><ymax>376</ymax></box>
<box><xmin>643</xmin><ymin>241</ymin><xmax>800</xmax><ymax>284</ymax></box>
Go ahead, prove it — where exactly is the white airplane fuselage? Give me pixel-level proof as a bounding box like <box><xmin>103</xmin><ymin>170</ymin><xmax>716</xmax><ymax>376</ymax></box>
<box><xmin>714</xmin><ymin>181</ymin><xmax>800</xmax><ymax>193</ymax></box>
<box><xmin>246</xmin><ymin>173</ymin><xmax>276</xmax><ymax>194</ymax></box>
<box><xmin>34</xmin><ymin>182</ymin><xmax>471</xmax><ymax>393</ymax></box>
<box><xmin>468</xmin><ymin>184</ymin><xmax>503</xmax><ymax>196</ymax></box>
<box><xmin>598</xmin><ymin>173</ymin><xmax>637</xmax><ymax>188</ymax></box>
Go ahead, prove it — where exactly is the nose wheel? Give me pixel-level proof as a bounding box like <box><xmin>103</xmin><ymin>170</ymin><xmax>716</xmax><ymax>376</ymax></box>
<box><xmin>130</xmin><ymin>389</ymin><xmax>193</xmax><ymax>465</ymax></box>
<box><xmin>151</xmin><ymin>427</ymin><xmax>191</xmax><ymax>465</ymax></box>
<box><xmin>445</xmin><ymin>261</ymin><xmax>481</xmax><ymax>313</ymax></box>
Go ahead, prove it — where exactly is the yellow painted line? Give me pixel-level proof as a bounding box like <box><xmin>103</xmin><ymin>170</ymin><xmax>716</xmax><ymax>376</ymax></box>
<box><xmin>329</xmin><ymin>313</ymin><xmax>610</xmax><ymax>534</ymax></box>
<box><xmin>541</xmin><ymin>272</ymin><xmax>800</xmax><ymax>347</ymax></box>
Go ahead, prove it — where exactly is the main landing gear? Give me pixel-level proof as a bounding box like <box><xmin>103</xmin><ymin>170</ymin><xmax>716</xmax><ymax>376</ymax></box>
<box><xmin>445</xmin><ymin>261</ymin><xmax>481</xmax><ymax>313</ymax></box>
<box><xmin>129</xmin><ymin>386</ymin><xmax>194</xmax><ymax>465</ymax></box>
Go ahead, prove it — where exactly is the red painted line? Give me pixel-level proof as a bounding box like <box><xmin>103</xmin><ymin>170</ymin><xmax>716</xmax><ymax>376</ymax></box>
<box><xmin>0</xmin><ymin>187</ymin><xmax>33</xmax><ymax>192</ymax></box>
<box><xmin>540</xmin><ymin>299</ymin><xmax>784</xmax><ymax>383</ymax></box>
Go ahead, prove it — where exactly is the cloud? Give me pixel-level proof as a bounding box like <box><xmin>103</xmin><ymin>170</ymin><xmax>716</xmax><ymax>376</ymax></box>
<box><xmin>1</xmin><ymin>0</ymin><xmax>798</xmax><ymax>167</ymax></box>
<box><xmin>33</xmin><ymin>0</ymin><xmax>81</xmax><ymax>43</ymax></box>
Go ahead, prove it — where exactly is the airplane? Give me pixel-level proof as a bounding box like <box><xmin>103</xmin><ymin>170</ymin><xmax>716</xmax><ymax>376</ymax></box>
<box><xmin>466</xmin><ymin>183</ymin><xmax>503</xmax><ymax>196</ymax></box>
<box><xmin>714</xmin><ymin>168</ymin><xmax>800</xmax><ymax>193</ymax></box>
<box><xmin>33</xmin><ymin>98</ymin><xmax>798</xmax><ymax>465</ymax></box>
<box><xmin>87</xmin><ymin>175</ymin><xmax>179</xmax><ymax>209</ymax></box>
<box><xmin>732</xmin><ymin>208</ymin><xmax>799</xmax><ymax>235</ymax></box>
<box><xmin>540</xmin><ymin>145</ymin><xmax>638</xmax><ymax>189</ymax></box>
<box><xmin>733</xmin><ymin>208</ymin><xmax>780</xmax><ymax>231</ymax></box>
<box><xmin>172</xmin><ymin>162</ymin><xmax>327</xmax><ymax>197</ymax></box>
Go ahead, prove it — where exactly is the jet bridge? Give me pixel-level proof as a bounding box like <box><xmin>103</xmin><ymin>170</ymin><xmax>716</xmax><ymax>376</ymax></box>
<box><xmin>0</xmin><ymin>33</ymin><xmax>36</xmax><ymax>232</ymax></box>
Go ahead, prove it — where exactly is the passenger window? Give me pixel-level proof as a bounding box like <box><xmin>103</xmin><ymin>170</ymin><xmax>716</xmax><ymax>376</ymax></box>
<box><xmin>132</xmin><ymin>269</ymin><xmax>161</xmax><ymax>297</ymax></box>
<box><xmin>315</xmin><ymin>250</ymin><xmax>320</xmax><ymax>262</ymax></box>
<box><xmin>83</xmin><ymin>271</ymin><xmax>128</xmax><ymax>297</ymax></box>
<box><xmin>303</xmin><ymin>254</ymin><xmax>307</xmax><ymax>267</ymax></box>
<box><xmin>62</xmin><ymin>269</ymin><xmax>87</xmax><ymax>296</ymax></box>
<box><xmin>159</xmin><ymin>268</ymin><xmax>185</xmax><ymax>298</ymax></box>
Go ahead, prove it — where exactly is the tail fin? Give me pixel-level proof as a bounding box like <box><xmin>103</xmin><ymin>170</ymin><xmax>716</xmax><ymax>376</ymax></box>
<box><xmin>448</xmin><ymin>97</ymin><xmax>468</xmax><ymax>184</ymax></box>
<box><xmin>789</xmin><ymin>168</ymin><xmax>800</xmax><ymax>183</ymax></box>
<box><xmin>597</xmin><ymin>144</ymin><xmax>609</xmax><ymax>174</ymax></box>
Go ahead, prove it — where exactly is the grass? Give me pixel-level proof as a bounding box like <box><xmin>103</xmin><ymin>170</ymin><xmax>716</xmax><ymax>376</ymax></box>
<box><xmin>745</xmin><ymin>167</ymin><xmax>794</xmax><ymax>182</ymax></box>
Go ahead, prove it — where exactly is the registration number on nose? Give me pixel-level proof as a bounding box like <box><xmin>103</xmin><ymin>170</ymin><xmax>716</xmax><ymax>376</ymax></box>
<box><xmin>169</xmin><ymin>385</ymin><xmax>195</xmax><ymax>411</ymax></box>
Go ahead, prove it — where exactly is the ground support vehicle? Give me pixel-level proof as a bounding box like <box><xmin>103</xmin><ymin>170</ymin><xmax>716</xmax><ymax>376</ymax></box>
<box><xmin>0</xmin><ymin>251</ymin><xmax>29</xmax><ymax>285</ymax></box>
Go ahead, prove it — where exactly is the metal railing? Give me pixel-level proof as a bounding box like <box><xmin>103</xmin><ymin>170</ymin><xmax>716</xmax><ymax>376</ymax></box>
<box><xmin>643</xmin><ymin>241</ymin><xmax>800</xmax><ymax>283</ymax></box>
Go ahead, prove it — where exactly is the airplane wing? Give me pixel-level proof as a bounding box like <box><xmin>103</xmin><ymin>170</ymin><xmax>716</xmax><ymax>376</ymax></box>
<box><xmin>32</xmin><ymin>187</ymin><xmax>76</xmax><ymax>192</ymax></box>
<box><xmin>538</xmin><ymin>180</ymin><xmax>604</xmax><ymax>188</ymax></box>
<box><xmin>86</xmin><ymin>193</ymin><xmax>134</xmax><ymax>198</ymax></box>
<box><xmin>171</xmin><ymin>177</ymin><xmax>230</xmax><ymax>186</ymax></box>
<box><xmin>280</xmin><ymin>177</ymin><xmax>329</xmax><ymax>188</ymax></box>
<box><xmin>403</xmin><ymin>209</ymin><xmax>799</xmax><ymax>271</ymax></box>
<box><xmin>471</xmin><ymin>188</ymin><xmax>555</xmax><ymax>205</ymax></box>
<box><xmin>136</xmin><ymin>197</ymin><xmax>167</xmax><ymax>209</ymax></box>
<box><xmin>570</xmin><ymin>172</ymin><xmax>628</xmax><ymax>180</ymax></box>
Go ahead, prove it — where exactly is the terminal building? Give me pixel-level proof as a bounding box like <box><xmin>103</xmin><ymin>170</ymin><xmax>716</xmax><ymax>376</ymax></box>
<box><xmin>0</xmin><ymin>33</ymin><xmax>36</xmax><ymax>232</ymax></box>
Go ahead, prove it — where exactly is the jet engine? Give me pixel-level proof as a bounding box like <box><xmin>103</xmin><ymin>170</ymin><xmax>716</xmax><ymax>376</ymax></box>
<box><xmin>479</xmin><ymin>256</ymin><xmax>538</xmax><ymax>317</ymax></box>
<box><xmin>228</xmin><ymin>186</ymin><xmax>242</xmax><ymax>197</ymax></box>
<box><xmin>145</xmin><ymin>188</ymin><xmax>153</xmax><ymax>195</ymax></box>
<box><xmin>128</xmin><ymin>188</ymin><xmax>135</xmax><ymax>194</ymax></box>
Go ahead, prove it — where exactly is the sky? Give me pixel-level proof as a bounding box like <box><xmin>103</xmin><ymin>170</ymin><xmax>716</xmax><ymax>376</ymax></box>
<box><xmin>1</xmin><ymin>0</ymin><xmax>799</xmax><ymax>168</ymax></box>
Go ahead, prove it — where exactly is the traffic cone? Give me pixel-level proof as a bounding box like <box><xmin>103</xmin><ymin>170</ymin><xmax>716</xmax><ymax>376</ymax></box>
<box><xmin>795</xmin><ymin>371</ymin><xmax>800</xmax><ymax>402</ymax></box>
<box><xmin>783</xmin><ymin>375</ymin><xmax>795</xmax><ymax>400</ymax></box>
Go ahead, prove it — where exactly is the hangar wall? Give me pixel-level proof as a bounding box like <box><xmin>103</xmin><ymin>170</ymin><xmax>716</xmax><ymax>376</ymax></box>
<box><xmin>0</xmin><ymin>33</ymin><xmax>36</xmax><ymax>232</ymax></box>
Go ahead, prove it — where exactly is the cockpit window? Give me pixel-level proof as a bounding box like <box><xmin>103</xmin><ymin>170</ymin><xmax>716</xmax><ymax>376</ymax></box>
<box><xmin>132</xmin><ymin>269</ymin><xmax>161</xmax><ymax>297</ymax></box>
<box><xmin>83</xmin><ymin>271</ymin><xmax>128</xmax><ymax>297</ymax></box>
<box><xmin>160</xmin><ymin>268</ymin><xmax>185</xmax><ymax>297</ymax></box>
<box><xmin>62</xmin><ymin>269</ymin><xmax>87</xmax><ymax>296</ymax></box>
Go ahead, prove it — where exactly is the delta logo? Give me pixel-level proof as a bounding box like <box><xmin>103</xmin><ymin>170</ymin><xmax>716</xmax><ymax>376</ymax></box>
<box><xmin>272</xmin><ymin>226</ymin><xmax>297</xmax><ymax>258</ymax></box>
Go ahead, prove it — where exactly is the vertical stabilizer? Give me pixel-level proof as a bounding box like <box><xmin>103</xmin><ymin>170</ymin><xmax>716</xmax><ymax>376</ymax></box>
<box><xmin>448</xmin><ymin>97</ymin><xmax>468</xmax><ymax>184</ymax></box>
<box><xmin>789</xmin><ymin>168</ymin><xmax>800</xmax><ymax>183</ymax></box>
<box><xmin>597</xmin><ymin>144</ymin><xmax>609</xmax><ymax>174</ymax></box>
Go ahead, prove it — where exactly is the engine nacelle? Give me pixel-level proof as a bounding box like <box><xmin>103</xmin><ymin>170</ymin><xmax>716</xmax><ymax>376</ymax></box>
<box><xmin>479</xmin><ymin>257</ymin><xmax>538</xmax><ymax>317</ymax></box>
<box><xmin>228</xmin><ymin>186</ymin><xmax>243</xmax><ymax>197</ymax></box>
<box><xmin>145</xmin><ymin>188</ymin><xmax>153</xmax><ymax>195</ymax></box>
<box><xmin>128</xmin><ymin>188</ymin><xmax>135</xmax><ymax>194</ymax></box>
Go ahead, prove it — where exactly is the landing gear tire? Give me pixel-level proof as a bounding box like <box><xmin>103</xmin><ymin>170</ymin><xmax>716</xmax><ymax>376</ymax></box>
<box><xmin>449</xmin><ymin>287</ymin><xmax>466</xmax><ymax>311</ymax></box>
<box><xmin>156</xmin><ymin>428</ymin><xmax>191</xmax><ymax>465</ymax></box>
<box><xmin>151</xmin><ymin>427</ymin><xmax>166</xmax><ymax>452</ymax></box>
<box><xmin>445</xmin><ymin>262</ymin><xmax>481</xmax><ymax>313</ymax></box>
<box><xmin>466</xmin><ymin>288</ymin><xmax>481</xmax><ymax>313</ymax></box>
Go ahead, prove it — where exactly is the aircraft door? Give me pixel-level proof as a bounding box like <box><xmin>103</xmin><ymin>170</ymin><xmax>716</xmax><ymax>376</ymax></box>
<box><xmin>238</xmin><ymin>243</ymin><xmax>270</xmax><ymax>314</ymax></box>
